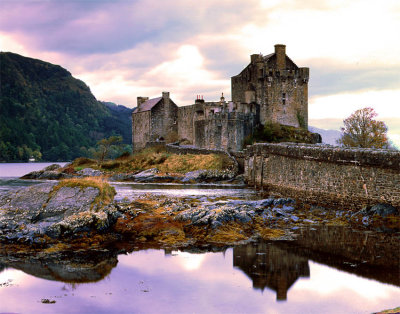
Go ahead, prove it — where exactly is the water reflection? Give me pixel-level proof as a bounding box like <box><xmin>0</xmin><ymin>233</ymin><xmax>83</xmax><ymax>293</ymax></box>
<box><xmin>0</xmin><ymin>250</ymin><xmax>118</xmax><ymax>283</ymax></box>
<box><xmin>233</xmin><ymin>242</ymin><xmax>310</xmax><ymax>301</ymax></box>
<box><xmin>0</xmin><ymin>226</ymin><xmax>399</xmax><ymax>314</ymax></box>
<box><xmin>113</xmin><ymin>182</ymin><xmax>257</xmax><ymax>200</ymax></box>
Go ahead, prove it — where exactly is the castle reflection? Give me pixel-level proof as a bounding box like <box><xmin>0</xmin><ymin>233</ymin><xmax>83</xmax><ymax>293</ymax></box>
<box><xmin>232</xmin><ymin>225</ymin><xmax>399</xmax><ymax>301</ymax></box>
<box><xmin>233</xmin><ymin>242</ymin><xmax>309</xmax><ymax>301</ymax></box>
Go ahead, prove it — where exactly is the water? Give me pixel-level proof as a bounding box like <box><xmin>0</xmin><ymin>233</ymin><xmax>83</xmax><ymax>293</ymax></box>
<box><xmin>0</xmin><ymin>162</ymin><xmax>68</xmax><ymax>177</ymax></box>
<box><xmin>0</xmin><ymin>162</ymin><xmax>68</xmax><ymax>194</ymax></box>
<box><xmin>0</xmin><ymin>240</ymin><xmax>399</xmax><ymax>314</ymax></box>
<box><xmin>113</xmin><ymin>182</ymin><xmax>257</xmax><ymax>201</ymax></box>
<box><xmin>0</xmin><ymin>163</ymin><xmax>399</xmax><ymax>313</ymax></box>
<box><xmin>0</xmin><ymin>163</ymin><xmax>257</xmax><ymax>200</ymax></box>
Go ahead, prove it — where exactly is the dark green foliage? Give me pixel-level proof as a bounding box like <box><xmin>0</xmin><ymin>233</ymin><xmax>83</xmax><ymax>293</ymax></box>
<box><xmin>0</xmin><ymin>52</ymin><xmax>133</xmax><ymax>161</ymax></box>
<box><xmin>100</xmin><ymin>101</ymin><xmax>133</xmax><ymax>145</ymax></box>
<box><xmin>243</xmin><ymin>123</ymin><xmax>321</xmax><ymax>147</ymax></box>
<box><xmin>296</xmin><ymin>111</ymin><xmax>306</xmax><ymax>129</ymax></box>
<box><xmin>92</xmin><ymin>135</ymin><xmax>123</xmax><ymax>164</ymax></box>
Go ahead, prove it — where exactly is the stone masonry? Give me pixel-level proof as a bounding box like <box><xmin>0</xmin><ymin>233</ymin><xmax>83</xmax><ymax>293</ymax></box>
<box><xmin>132</xmin><ymin>44</ymin><xmax>308</xmax><ymax>152</ymax></box>
<box><xmin>244</xmin><ymin>143</ymin><xmax>400</xmax><ymax>210</ymax></box>
<box><xmin>231</xmin><ymin>44</ymin><xmax>309</xmax><ymax>128</ymax></box>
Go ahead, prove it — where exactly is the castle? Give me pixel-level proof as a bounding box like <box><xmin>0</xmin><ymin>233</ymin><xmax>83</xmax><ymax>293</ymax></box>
<box><xmin>132</xmin><ymin>44</ymin><xmax>309</xmax><ymax>152</ymax></box>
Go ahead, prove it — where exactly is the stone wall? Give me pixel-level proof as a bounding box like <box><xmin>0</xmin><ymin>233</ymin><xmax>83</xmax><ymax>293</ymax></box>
<box><xmin>177</xmin><ymin>105</ymin><xmax>195</xmax><ymax>144</ymax></box>
<box><xmin>244</xmin><ymin>143</ymin><xmax>400</xmax><ymax>210</ymax></box>
<box><xmin>132</xmin><ymin>111</ymin><xmax>151</xmax><ymax>151</ymax></box>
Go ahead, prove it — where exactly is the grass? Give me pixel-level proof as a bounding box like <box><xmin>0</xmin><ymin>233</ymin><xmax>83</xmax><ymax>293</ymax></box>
<box><xmin>53</xmin><ymin>177</ymin><xmax>116</xmax><ymax>209</ymax></box>
<box><xmin>66</xmin><ymin>146</ymin><xmax>234</xmax><ymax>174</ymax></box>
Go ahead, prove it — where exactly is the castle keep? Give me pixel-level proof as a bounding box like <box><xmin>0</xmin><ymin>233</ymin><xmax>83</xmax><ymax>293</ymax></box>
<box><xmin>132</xmin><ymin>44</ymin><xmax>309</xmax><ymax>152</ymax></box>
<box><xmin>231</xmin><ymin>44</ymin><xmax>309</xmax><ymax>128</ymax></box>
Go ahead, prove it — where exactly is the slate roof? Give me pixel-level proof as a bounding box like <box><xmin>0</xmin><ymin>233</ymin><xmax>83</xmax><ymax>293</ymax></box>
<box><xmin>263</xmin><ymin>53</ymin><xmax>275</xmax><ymax>60</ymax></box>
<box><xmin>133</xmin><ymin>97</ymin><xmax>162</xmax><ymax>113</ymax></box>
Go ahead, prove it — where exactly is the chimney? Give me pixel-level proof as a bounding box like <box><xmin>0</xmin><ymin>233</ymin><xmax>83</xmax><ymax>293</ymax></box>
<box><xmin>275</xmin><ymin>44</ymin><xmax>286</xmax><ymax>70</ymax></box>
<box><xmin>162</xmin><ymin>91</ymin><xmax>170</xmax><ymax>108</ymax></box>
<box><xmin>137</xmin><ymin>96</ymin><xmax>149</xmax><ymax>110</ymax></box>
<box><xmin>162</xmin><ymin>91</ymin><xmax>170</xmax><ymax>100</ymax></box>
<box><xmin>250</xmin><ymin>54</ymin><xmax>262</xmax><ymax>63</ymax></box>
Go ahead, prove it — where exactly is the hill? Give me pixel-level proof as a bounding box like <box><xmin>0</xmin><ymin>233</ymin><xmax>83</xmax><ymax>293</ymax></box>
<box><xmin>308</xmin><ymin>126</ymin><xmax>342</xmax><ymax>145</ymax></box>
<box><xmin>0</xmin><ymin>52</ymin><xmax>132</xmax><ymax>161</ymax></box>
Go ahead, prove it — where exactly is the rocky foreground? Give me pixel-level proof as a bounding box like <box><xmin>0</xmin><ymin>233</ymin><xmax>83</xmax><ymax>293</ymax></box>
<box><xmin>1</xmin><ymin>178</ymin><xmax>399</xmax><ymax>251</ymax></box>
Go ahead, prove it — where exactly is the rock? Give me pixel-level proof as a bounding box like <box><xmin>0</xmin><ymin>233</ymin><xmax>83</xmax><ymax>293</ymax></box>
<box><xmin>129</xmin><ymin>168</ymin><xmax>160</xmax><ymax>182</ymax></box>
<box><xmin>181</xmin><ymin>170</ymin><xmax>207</xmax><ymax>183</ymax></box>
<box><xmin>109</xmin><ymin>173</ymin><xmax>137</xmax><ymax>181</ymax></box>
<box><xmin>38</xmin><ymin>171</ymin><xmax>68</xmax><ymax>180</ymax></box>
<box><xmin>369</xmin><ymin>204</ymin><xmax>399</xmax><ymax>217</ymax></box>
<box><xmin>44</xmin><ymin>164</ymin><xmax>61</xmax><ymax>171</ymax></box>
<box><xmin>20</xmin><ymin>170</ymin><xmax>42</xmax><ymax>179</ymax></box>
<box><xmin>290</xmin><ymin>215</ymin><xmax>299</xmax><ymax>222</ymax></box>
<box><xmin>0</xmin><ymin>182</ymin><xmax>118</xmax><ymax>242</ymax></box>
<box><xmin>21</xmin><ymin>164</ymin><xmax>71</xmax><ymax>180</ymax></box>
<box><xmin>357</xmin><ymin>203</ymin><xmax>399</xmax><ymax>218</ymax></box>
<box><xmin>175</xmin><ymin>197</ymin><xmax>295</xmax><ymax>230</ymax></box>
<box><xmin>77</xmin><ymin>168</ymin><xmax>103</xmax><ymax>177</ymax></box>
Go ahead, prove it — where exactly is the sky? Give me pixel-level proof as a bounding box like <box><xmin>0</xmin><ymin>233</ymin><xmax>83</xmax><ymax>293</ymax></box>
<box><xmin>1</xmin><ymin>0</ymin><xmax>399</xmax><ymax>145</ymax></box>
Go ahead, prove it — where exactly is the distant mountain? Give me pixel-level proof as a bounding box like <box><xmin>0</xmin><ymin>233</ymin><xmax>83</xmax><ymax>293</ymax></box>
<box><xmin>308</xmin><ymin>126</ymin><xmax>342</xmax><ymax>145</ymax></box>
<box><xmin>0</xmin><ymin>52</ymin><xmax>133</xmax><ymax>161</ymax></box>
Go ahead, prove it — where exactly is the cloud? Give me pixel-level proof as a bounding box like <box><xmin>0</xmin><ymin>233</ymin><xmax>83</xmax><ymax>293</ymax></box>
<box><xmin>308</xmin><ymin>59</ymin><xmax>400</xmax><ymax>96</ymax></box>
<box><xmin>0</xmin><ymin>0</ymin><xmax>267</xmax><ymax>55</ymax></box>
<box><xmin>77</xmin><ymin>44</ymin><xmax>230</xmax><ymax>106</ymax></box>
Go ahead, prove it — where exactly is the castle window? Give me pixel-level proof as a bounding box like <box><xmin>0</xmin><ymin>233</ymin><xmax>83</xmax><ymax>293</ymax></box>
<box><xmin>282</xmin><ymin>93</ymin><xmax>286</xmax><ymax>105</ymax></box>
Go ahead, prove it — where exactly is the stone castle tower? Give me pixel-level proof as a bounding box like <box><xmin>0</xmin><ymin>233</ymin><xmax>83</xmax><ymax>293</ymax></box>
<box><xmin>231</xmin><ymin>44</ymin><xmax>309</xmax><ymax>129</ymax></box>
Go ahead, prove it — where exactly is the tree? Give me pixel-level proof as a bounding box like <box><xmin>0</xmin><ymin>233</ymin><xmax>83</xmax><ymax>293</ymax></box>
<box><xmin>337</xmin><ymin>107</ymin><xmax>389</xmax><ymax>148</ymax></box>
<box><xmin>93</xmin><ymin>135</ymin><xmax>123</xmax><ymax>165</ymax></box>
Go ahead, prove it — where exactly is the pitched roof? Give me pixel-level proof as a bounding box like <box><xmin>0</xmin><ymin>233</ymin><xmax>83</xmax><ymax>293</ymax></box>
<box><xmin>263</xmin><ymin>53</ymin><xmax>275</xmax><ymax>60</ymax></box>
<box><xmin>133</xmin><ymin>97</ymin><xmax>162</xmax><ymax>113</ymax></box>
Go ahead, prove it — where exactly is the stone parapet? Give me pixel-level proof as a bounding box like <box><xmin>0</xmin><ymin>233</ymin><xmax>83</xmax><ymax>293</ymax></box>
<box><xmin>244</xmin><ymin>143</ymin><xmax>400</xmax><ymax>170</ymax></box>
<box><xmin>244</xmin><ymin>143</ymin><xmax>400</xmax><ymax>210</ymax></box>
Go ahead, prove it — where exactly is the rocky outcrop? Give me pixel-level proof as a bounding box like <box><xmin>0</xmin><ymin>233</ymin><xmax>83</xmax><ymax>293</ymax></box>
<box><xmin>77</xmin><ymin>168</ymin><xmax>104</xmax><ymax>177</ymax></box>
<box><xmin>109</xmin><ymin>168</ymin><xmax>238</xmax><ymax>183</ymax></box>
<box><xmin>0</xmin><ymin>182</ymin><xmax>120</xmax><ymax>243</ymax></box>
<box><xmin>21</xmin><ymin>164</ymin><xmax>73</xmax><ymax>180</ymax></box>
<box><xmin>174</xmin><ymin>198</ymin><xmax>296</xmax><ymax>229</ymax></box>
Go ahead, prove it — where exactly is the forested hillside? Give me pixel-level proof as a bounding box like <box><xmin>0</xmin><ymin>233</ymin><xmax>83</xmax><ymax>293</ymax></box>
<box><xmin>0</xmin><ymin>52</ymin><xmax>132</xmax><ymax>161</ymax></box>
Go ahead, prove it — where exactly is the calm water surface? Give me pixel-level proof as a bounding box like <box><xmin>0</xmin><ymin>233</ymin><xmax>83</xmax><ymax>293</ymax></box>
<box><xmin>0</xmin><ymin>162</ymin><xmax>68</xmax><ymax>177</ymax></box>
<box><xmin>0</xmin><ymin>163</ymin><xmax>399</xmax><ymax>313</ymax></box>
<box><xmin>1</xmin><ymin>243</ymin><xmax>399</xmax><ymax>314</ymax></box>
